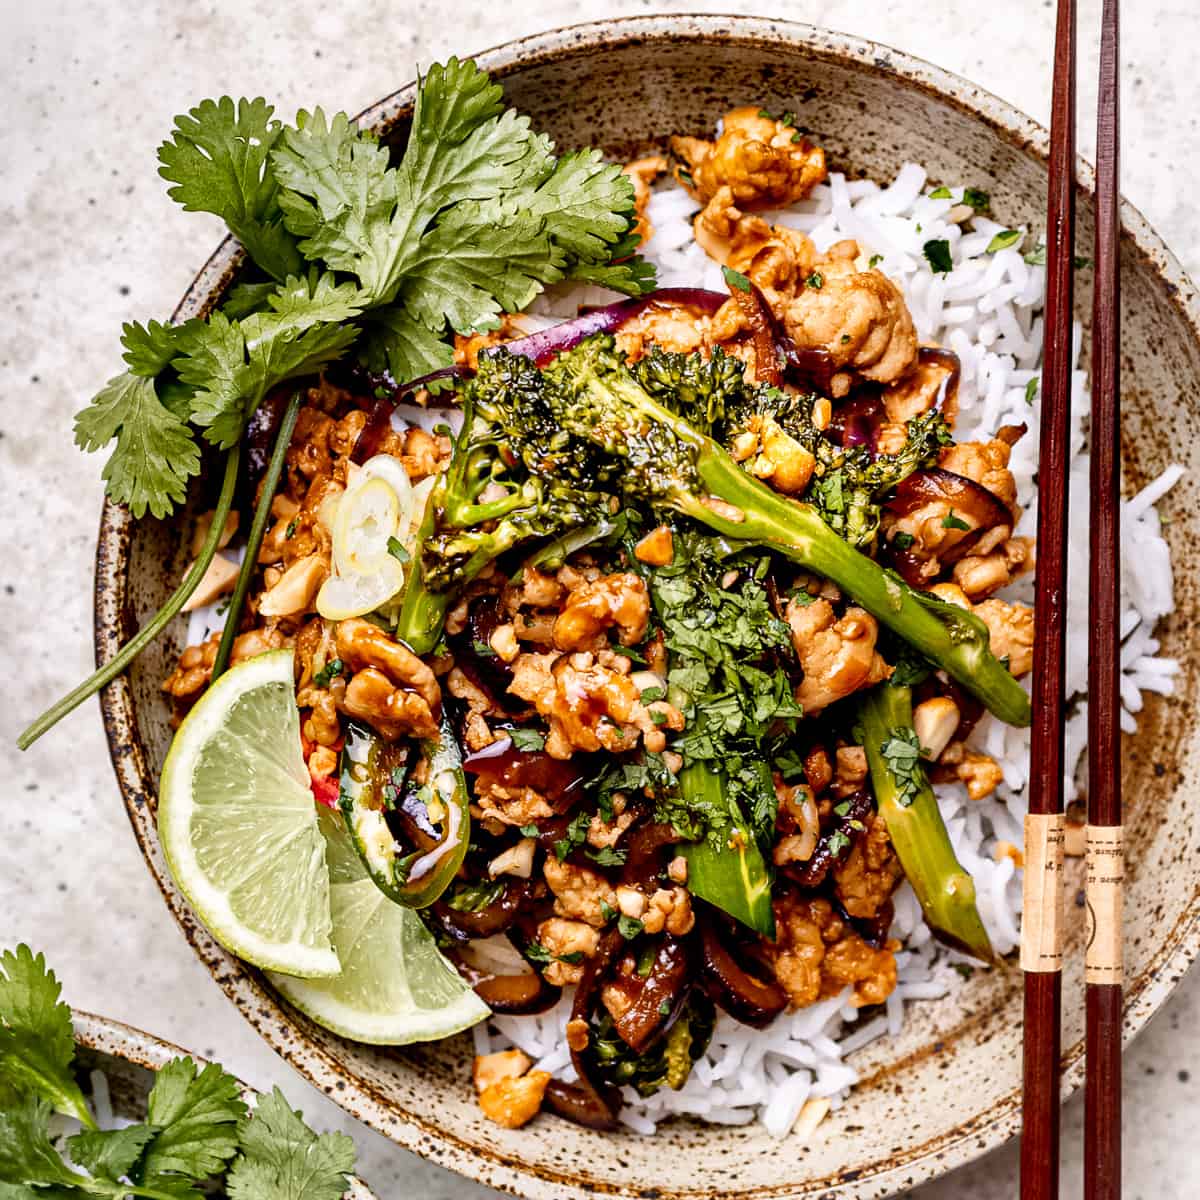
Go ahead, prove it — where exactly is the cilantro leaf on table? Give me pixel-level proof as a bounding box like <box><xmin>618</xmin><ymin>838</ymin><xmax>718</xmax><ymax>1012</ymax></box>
<box><xmin>73</xmin><ymin>373</ymin><xmax>201</xmax><ymax>519</ymax></box>
<box><xmin>0</xmin><ymin>946</ymin><xmax>95</xmax><ymax>1130</ymax></box>
<box><xmin>225</xmin><ymin>1088</ymin><xmax>356</xmax><ymax>1200</ymax></box>
<box><xmin>158</xmin><ymin>96</ymin><xmax>303</xmax><ymax>283</ymax></box>
<box><xmin>136</xmin><ymin>1057</ymin><xmax>246</xmax><ymax>1184</ymax></box>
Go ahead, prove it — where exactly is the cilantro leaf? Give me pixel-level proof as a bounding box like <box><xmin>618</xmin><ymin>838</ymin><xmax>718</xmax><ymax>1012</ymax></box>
<box><xmin>922</xmin><ymin>239</ymin><xmax>953</xmax><ymax>274</ymax></box>
<box><xmin>1024</xmin><ymin>377</ymin><xmax>1039</xmax><ymax>406</ymax></box>
<box><xmin>927</xmin><ymin>186</ymin><xmax>952</xmax><ymax>200</ymax></box>
<box><xmin>962</xmin><ymin>187</ymin><xmax>990</xmax><ymax>212</ymax></box>
<box><xmin>158</xmin><ymin>96</ymin><xmax>303</xmax><ymax>282</ymax></box>
<box><xmin>0</xmin><ymin>1095</ymin><xmax>85</xmax><ymax>1192</ymax></box>
<box><xmin>311</xmin><ymin>659</ymin><xmax>345</xmax><ymax>689</ymax></box>
<box><xmin>880</xmin><ymin>727</ymin><xmax>927</xmax><ymax>807</ymax></box>
<box><xmin>137</xmin><ymin>1057</ymin><xmax>246</xmax><ymax>1184</ymax></box>
<box><xmin>73</xmin><ymin>373</ymin><xmax>202</xmax><ymax>519</ymax></box>
<box><xmin>722</xmin><ymin>265</ymin><xmax>751</xmax><ymax>293</ymax></box>
<box><xmin>119</xmin><ymin>319</ymin><xmax>199</xmax><ymax>378</ymax></box>
<box><xmin>941</xmin><ymin>508</ymin><xmax>970</xmax><ymax>531</ymax></box>
<box><xmin>986</xmin><ymin>229</ymin><xmax>1022</xmax><ymax>254</ymax></box>
<box><xmin>226</xmin><ymin>1088</ymin><xmax>355</xmax><ymax>1200</ymax></box>
<box><xmin>587</xmin><ymin>846</ymin><xmax>627</xmax><ymax>867</ymax></box>
<box><xmin>176</xmin><ymin>282</ymin><xmax>361</xmax><ymax>448</ymax></box>
<box><xmin>68</xmin><ymin>1126</ymin><xmax>156</xmax><ymax>1182</ymax></box>
<box><xmin>617</xmin><ymin>915</ymin><xmax>645</xmax><ymax>939</ymax></box>
<box><xmin>0</xmin><ymin>945</ymin><xmax>94</xmax><ymax>1129</ymax></box>
<box><xmin>508</xmin><ymin>727</ymin><xmax>545</xmax><ymax>752</ymax></box>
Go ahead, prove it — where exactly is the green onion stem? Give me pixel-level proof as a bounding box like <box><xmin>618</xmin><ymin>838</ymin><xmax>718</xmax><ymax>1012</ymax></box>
<box><xmin>16</xmin><ymin>446</ymin><xmax>242</xmax><ymax>751</ymax></box>
<box><xmin>210</xmin><ymin>391</ymin><xmax>301</xmax><ymax>682</ymax></box>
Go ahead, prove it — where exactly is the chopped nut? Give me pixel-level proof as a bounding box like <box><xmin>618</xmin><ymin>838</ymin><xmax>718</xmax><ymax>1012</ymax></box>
<box><xmin>488</xmin><ymin>838</ymin><xmax>536</xmax><ymax>879</ymax></box>
<box><xmin>666</xmin><ymin>855</ymin><xmax>689</xmax><ymax>884</ymax></box>
<box><xmin>616</xmin><ymin>885</ymin><xmax>647</xmax><ymax>920</ymax></box>
<box><xmin>634</xmin><ymin>524</ymin><xmax>675</xmax><ymax>567</ymax></box>
<box><xmin>190</xmin><ymin>508</ymin><xmax>239</xmax><ymax>558</ymax></box>
<box><xmin>258</xmin><ymin>554</ymin><xmax>327</xmax><ymax>617</ymax></box>
<box><xmin>913</xmin><ymin>697</ymin><xmax>961</xmax><ymax>762</ymax></box>
<box><xmin>478</xmin><ymin>1070</ymin><xmax>551</xmax><ymax>1129</ymax></box>
<box><xmin>181</xmin><ymin>553</ymin><xmax>240</xmax><ymax>612</ymax></box>
<box><xmin>993</xmin><ymin>840</ymin><xmax>1024</xmax><ymax>868</ymax></box>
<box><xmin>700</xmin><ymin>495</ymin><xmax>746</xmax><ymax>523</ymax></box>
<box><xmin>473</xmin><ymin>1049</ymin><xmax>532</xmax><ymax>1093</ymax></box>
<box><xmin>565</xmin><ymin>1017</ymin><xmax>590</xmax><ymax>1052</ymax></box>
<box><xmin>489</xmin><ymin>622</ymin><xmax>520</xmax><ymax>663</ymax></box>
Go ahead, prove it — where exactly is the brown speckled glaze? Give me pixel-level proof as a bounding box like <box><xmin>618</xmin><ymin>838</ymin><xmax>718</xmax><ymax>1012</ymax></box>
<box><xmin>94</xmin><ymin>16</ymin><xmax>1200</xmax><ymax>1200</ymax></box>
<box><xmin>71</xmin><ymin>1012</ymin><xmax>377</xmax><ymax>1199</ymax></box>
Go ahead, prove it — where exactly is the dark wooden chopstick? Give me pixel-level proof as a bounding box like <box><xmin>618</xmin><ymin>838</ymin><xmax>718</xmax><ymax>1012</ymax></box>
<box><xmin>1085</xmin><ymin>1</ymin><xmax>1123</xmax><ymax>1197</ymax></box>
<box><xmin>1021</xmin><ymin>0</ymin><xmax>1076</xmax><ymax>1196</ymax></box>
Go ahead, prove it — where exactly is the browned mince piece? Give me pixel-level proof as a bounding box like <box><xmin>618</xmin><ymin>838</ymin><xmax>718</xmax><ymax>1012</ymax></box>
<box><xmin>432</xmin><ymin>878</ymin><xmax>532</xmax><ymax>941</ymax></box>
<box><xmin>783</xmin><ymin>788</ymin><xmax>873</xmax><ymax>889</ymax></box>
<box><xmin>620</xmin><ymin>821</ymin><xmax>682</xmax><ymax>891</ymax></box>
<box><xmin>609</xmin><ymin>936</ymin><xmax>692</xmax><ymax>1054</ymax></box>
<box><xmin>462</xmin><ymin>740</ymin><xmax>585</xmax><ymax>815</ymax></box>
<box><xmin>697</xmin><ymin>915</ymin><xmax>787</xmax><ymax>1028</ymax></box>
<box><xmin>917</xmin><ymin>346</ymin><xmax>962</xmax><ymax>416</ymax></box>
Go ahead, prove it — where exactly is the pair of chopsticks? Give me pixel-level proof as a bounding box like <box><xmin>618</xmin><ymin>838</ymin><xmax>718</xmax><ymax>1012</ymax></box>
<box><xmin>1020</xmin><ymin>0</ymin><xmax>1123</xmax><ymax>1198</ymax></box>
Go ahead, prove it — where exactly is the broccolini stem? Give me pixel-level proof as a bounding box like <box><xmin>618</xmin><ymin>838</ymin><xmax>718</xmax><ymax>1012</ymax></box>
<box><xmin>686</xmin><ymin>449</ymin><xmax>1032</xmax><ymax>728</ymax></box>
<box><xmin>211</xmin><ymin>390</ymin><xmax>301</xmax><ymax>683</ymax></box>
<box><xmin>677</xmin><ymin>763</ymin><xmax>775</xmax><ymax>937</ymax></box>
<box><xmin>395</xmin><ymin>475</ymin><xmax>451</xmax><ymax>655</ymax></box>
<box><xmin>16</xmin><ymin>447</ymin><xmax>241</xmax><ymax>751</ymax></box>
<box><xmin>857</xmin><ymin>683</ymin><xmax>995</xmax><ymax>963</ymax></box>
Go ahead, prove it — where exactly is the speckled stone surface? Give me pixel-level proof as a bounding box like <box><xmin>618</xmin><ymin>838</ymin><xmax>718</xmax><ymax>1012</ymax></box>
<box><xmin>2</xmin><ymin>2</ymin><xmax>1197</xmax><ymax>1197</ymax></box>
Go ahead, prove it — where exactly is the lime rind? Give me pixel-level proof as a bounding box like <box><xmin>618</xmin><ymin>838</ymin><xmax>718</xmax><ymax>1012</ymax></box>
<box><xmin>268</xmin><ymin>808</ymin><xmax>489</xmax><ymax>1044</ymax></box>
<box><xmin>158</xmin><ymin>650</ymin><xmax>339</xmax><ymax>979</ymax></box>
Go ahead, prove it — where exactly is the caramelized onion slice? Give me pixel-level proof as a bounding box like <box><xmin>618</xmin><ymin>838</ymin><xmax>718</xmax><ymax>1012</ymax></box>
<box><xmin>698</xmin><ymin>916</ymin><xmax>787</xmax><ymax>1029</ymax></box>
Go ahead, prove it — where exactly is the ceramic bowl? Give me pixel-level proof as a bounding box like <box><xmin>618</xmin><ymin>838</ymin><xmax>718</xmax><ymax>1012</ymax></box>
<box><xmin>71</xmin><ymin>1011</ymin><xmax>377</xmax><ymax>1199</ymax></box>
<box><xmin>95</xmin><ymin>14</ymin><xmax>1200</xmax><ymax>1199</ymax></box>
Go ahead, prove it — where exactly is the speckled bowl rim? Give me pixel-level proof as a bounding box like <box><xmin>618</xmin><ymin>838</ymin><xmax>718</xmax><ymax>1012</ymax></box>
<box><xmin>71</xmin><ymin>1010</ymin><xmax>378</xmax><ymax>1199</ymax></box>
<box><xmin>93</xmin><ymin>13</ymin><xmax>1200</xmax><ymax>1199</ymax></box>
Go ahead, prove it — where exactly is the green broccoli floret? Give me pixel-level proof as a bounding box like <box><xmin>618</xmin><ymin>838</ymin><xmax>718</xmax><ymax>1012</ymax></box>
<box><xmin>524</xmin><ymin>335</ymin><xmax>1028</xmax><ymax>727</ymax></box>
<box><xmin>394</xmin><ymin>369</ymin><xmax>612</xmax><ymax>652</ymax></box>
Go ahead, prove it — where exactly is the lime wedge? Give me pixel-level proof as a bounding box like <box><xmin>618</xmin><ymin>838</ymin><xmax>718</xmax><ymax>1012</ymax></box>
<box><xmin>268</xmin><ymin>806</ymin><xmax>489</xmax><ymax>1044</ymax></box>
<box><xmin>158</xmin><ymin>650</ymin><xmax>339</xmax><ymax>978</ymax></box>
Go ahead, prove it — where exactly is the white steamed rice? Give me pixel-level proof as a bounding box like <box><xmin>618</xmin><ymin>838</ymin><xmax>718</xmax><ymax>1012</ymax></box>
<box><xmin>482</xmin><ymin>161</ymin><xmax>1182</xmax><ymax>1137</ymax></box>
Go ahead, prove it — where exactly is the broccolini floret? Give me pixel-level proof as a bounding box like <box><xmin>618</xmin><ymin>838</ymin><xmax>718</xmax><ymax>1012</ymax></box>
<box><xmin>517</xmin><ymin>335</ymin><xmax>1029</xmax><ymax>726</ymax></box>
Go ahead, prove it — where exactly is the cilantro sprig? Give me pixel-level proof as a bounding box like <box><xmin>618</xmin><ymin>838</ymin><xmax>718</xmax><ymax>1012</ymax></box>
<box><xmin>22</xmin><ymin>56</ymin><xmax>654</xmax><ymax>750</ymax></box>
<box><xmin>0</xmin><ymin>945</ymin><xmax>357</xmax><ymax>1200</ymax></box>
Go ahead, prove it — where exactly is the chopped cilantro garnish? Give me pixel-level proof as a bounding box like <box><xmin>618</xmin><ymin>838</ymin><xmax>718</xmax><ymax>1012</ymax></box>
<box><xmin>588</xmin><ymin>845</ymin><xmax>628</xmax><ymax>867</ymax></box>
<box><xmin>928</xmin><ymin>186</ymin><xmax>952</xmax><ymax>200</ymax></box>
<box><xmin>618</xmin><ymin>915</ymin><xmax>645</xmax><ymax>939</ymax></box>
<box><xmin>519</xmin><ymin>823</ymin><xmax>541</xmax><ymax>838</ymax></box>
<box><xmin>806</xmin><ymin>271</ymin><xmax>824</xmax><ymax>290</ymax></box>
<box><xmin>1024</xmin><ymin>377</ymin><xmax>1039</xmax><ymax>406</ymax></box>
<box><xmin>986</xmin><ymin>229</ymin><xmax>1022</xmax><ymax>253</ymax></box>
<box><xmin>880</xmin><ymin>727</ymin><xmax>926</xmax><ymax>807</ymax></box>
<box><xmin>471</xmin><ymin>638</ymin><xmax>496</xmax><ymax>658</ymax></box>
<box><xmin>892</xmin><ymin>531</ymin><xmax>915</xmax><ymax>550</ymax></box>
<box><xmin>508</xmin><ymin>727</ymin><xmax>546</xmax><ymax>752</ymax></box>
<box><xmin>554</xmin><ymin>810</ymin><xmax>592</xmax><ymax>861</ymax></box>
<box><xmin>284</xmin><ymin>517</ymin><xmax>299</xmax><ymax>540</ymax></box>
<box><xmin>941</xmin><ymin>509</ymin><xmax>970</xmax><ymax>531</ymax></box>
<box><xmin>447</xmin><ymin>879</ymin><xmax>506</xmax><ymax>913</ymax></box>
<box><xmin>868</xmin><ymin>254</ymin><xmax>883</xmax><ymax>268</ymax></box>
<box><xmin>923</xmin><ymin>239</ymin><xmax>954</xmax><ymax>275</ymax></box>
<box><xmin>312</xmin><ymin>657</ymin><xmax>345</xmax><ymax>689</ymax></box>
<box><xmin>962</xmin><ymin>187</ymin><xmax>990</xmax><ymax>212</ymax></box>
<box><xmin>722</xmin><ymin>265</ymin><xmax>752</xmax><ymax>293</ymax></box>
<box><xmin>599</xmin><ymin>899</ymin><xmax>617</xmax><ymax>923</ymax></box>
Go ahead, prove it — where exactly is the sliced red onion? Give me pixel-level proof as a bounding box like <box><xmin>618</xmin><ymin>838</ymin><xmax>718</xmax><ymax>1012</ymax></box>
<box><xmin>496</xmin><ymin>288</ymin><xmax>728</xmax><ymax>366</ymax></box>
<box><xmin>351</xmin><ymin>366</ymin><xmax>472</xmax><ymax>464</ymax></box>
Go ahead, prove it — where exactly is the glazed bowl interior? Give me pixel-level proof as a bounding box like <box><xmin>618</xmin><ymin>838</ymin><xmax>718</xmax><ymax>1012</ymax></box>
<box><xmin>72</xmin><ymin>1013</ymin><xmax>377</xmax><ymax>1200</ymax></box>
<box><xmin>96</xmin><ymin>16</ymin><xmax>1200</xmax><ymax>1200</ymax></box>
